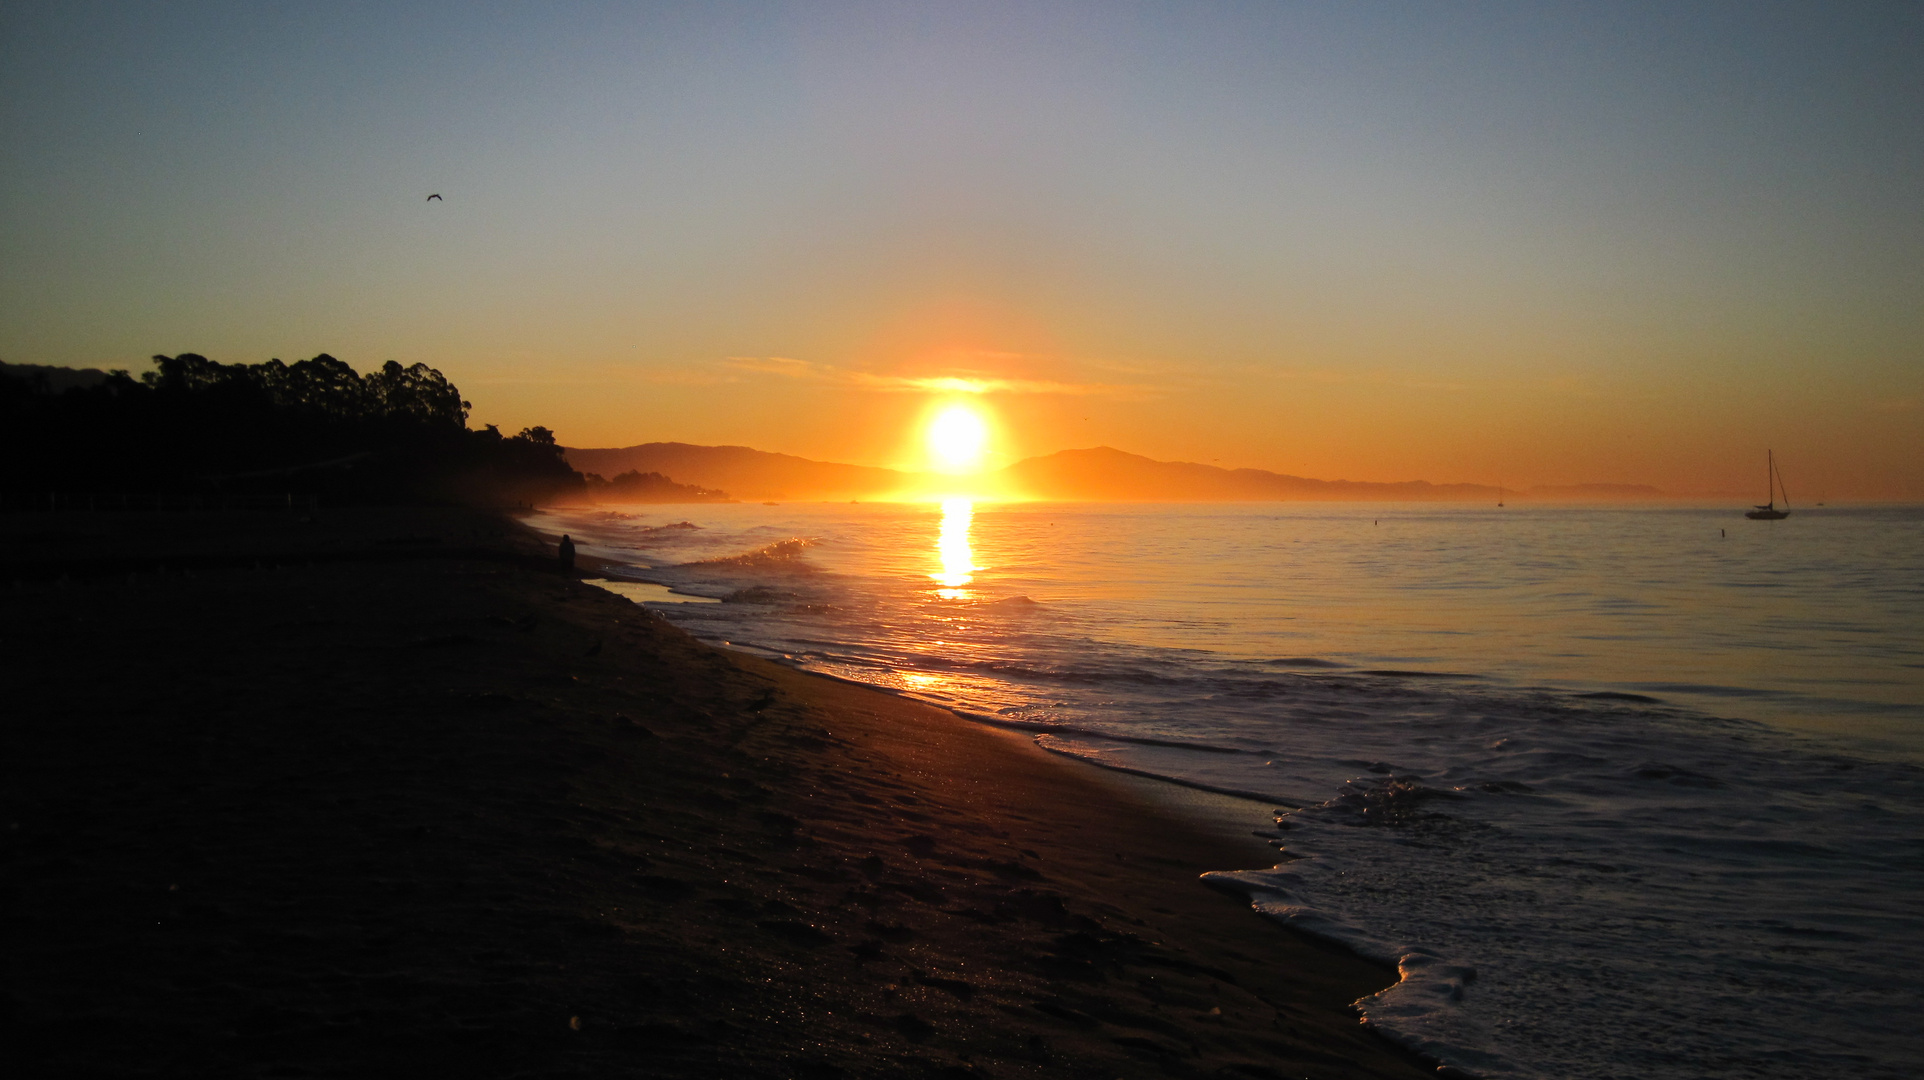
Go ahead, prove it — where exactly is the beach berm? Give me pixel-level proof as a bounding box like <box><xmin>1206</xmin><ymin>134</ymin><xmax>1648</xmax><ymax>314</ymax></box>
<box><xmin>2</xmin><ymin>508</ymin><xmax>1431</xmax><ymax>1079</ymax></box>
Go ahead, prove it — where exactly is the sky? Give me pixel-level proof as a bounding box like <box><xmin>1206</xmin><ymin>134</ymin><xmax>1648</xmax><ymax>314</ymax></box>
<box><xmin>2</xmin><ymin>1</ymin><xmax>1920</xmax><ymax>497</ymax></box>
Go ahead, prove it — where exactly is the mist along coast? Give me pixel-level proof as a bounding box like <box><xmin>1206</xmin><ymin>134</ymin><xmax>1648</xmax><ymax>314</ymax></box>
<box><xmin>2</xmin><ymin>506</ymin><xmax>1434</xmax><ymax>1080</ymax></box>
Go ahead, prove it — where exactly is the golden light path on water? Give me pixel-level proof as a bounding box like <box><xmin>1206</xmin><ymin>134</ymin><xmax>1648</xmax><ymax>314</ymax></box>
<box><xmin>932</xmin><ymin>497</ymin><xmax>975</xmax><ymax>598</ymax></box>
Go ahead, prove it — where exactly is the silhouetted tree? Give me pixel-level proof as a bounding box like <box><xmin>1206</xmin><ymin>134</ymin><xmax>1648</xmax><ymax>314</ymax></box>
<box><xmin>584</xmin><ymin>469</ymin><xmax>730</xmax><ymax>502</ymax></box>
<box><xmin>0</xmin><ymin>355</ymin><xmax>584</xmax><ymax>506</ymax></box>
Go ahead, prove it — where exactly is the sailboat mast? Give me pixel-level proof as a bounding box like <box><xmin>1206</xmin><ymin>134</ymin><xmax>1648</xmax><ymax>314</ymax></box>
<box><xmin>1746</xmin><ymin>450</ymin><xmax>1791</xmax><ymax>520</ymax></box>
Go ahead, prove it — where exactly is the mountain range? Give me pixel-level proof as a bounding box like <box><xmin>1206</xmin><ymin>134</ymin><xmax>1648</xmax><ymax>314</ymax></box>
<box><xmin>561</xmin><ymin>442</ymin><xmax>1640</xmax><ymax>502</ymax></box>
<box><xmin>566</xmin><ymin>443</ymin><xmax>909</xmax><ymax>502</ymax></box>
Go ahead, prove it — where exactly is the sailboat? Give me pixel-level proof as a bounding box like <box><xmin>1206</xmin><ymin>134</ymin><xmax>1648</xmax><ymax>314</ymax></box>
<box><xmin>1745</xmin><ymin>450</ymin><xmax>1791</xmax><ymax>520</ymax></box>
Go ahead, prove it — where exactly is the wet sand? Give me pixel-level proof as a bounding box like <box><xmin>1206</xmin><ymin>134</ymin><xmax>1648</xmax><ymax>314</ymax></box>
<box><xmin>2</xmin><ymin>508</ymin><xmax>1432</xmax><ymax>1078</ymax></box>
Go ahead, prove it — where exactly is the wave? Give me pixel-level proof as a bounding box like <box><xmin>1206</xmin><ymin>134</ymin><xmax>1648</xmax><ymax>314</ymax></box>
<box><xmin>723</xmin><ymin>585</ymin><xmax>798</xmax><ymax>604</ymax></box>
<box><xmin>983</xmin><ymin>594</ymin><xmax>1043</xmax><ymax>608</ymax></box>
<box><xmin>1575</xmin><ymin>690</ymin><xmax>1662</xmax><ymax>703</ymax></box>
<box><xmin>678</xmin><ymin>537</ymin><xmax>817</xmax><ymax>571</ymax></box>
<box><xmin>1031</xmin><ymin>734</ymin><xmax>1302</xmax><ymax>804</ymax></box>
<box><xmin>1199</xmin><ymin>867</ymin><xmax>1502</xmax><ymax>1077</ymax></box>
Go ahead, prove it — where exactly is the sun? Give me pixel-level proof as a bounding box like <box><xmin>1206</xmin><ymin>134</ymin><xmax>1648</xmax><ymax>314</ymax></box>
<box><xmin>926</xmin><ymin>404</ymin><xmax>990</xmax><ymax>474</ymax></box>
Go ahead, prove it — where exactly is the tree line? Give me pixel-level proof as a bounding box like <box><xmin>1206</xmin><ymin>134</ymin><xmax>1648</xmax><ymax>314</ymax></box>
<box><xmin>0</xmin><ymin>354</ymin><xmax>584</xmax><ymax>505</ymax></box>
<box><xmin>582</xmin><ymin>470</ymin><xmax>729</xmax><ymax>502</ymax></box>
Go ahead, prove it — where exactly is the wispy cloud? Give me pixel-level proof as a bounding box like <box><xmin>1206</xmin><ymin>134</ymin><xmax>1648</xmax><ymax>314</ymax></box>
<box><xmin>1232</xmin><ymin>364</ymin><xmax>1472</xmax><ymax>393</ymax></box>
<box><xmin>468</xmin><ymin>364</ymin><xmax>731</xmax><ymax>388</ymax></box>
<box><xmin>722</xmin><ymin>356</ymin><xmax>1151</xmax><ymax>397</ymax></box>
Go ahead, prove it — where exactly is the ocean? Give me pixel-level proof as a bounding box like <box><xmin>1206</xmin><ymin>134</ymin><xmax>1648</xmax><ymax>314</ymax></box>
<box><xmin>534</xmin><ymin>500</ymin><xmax>1924</xmax><ymax>1080</ymax></box>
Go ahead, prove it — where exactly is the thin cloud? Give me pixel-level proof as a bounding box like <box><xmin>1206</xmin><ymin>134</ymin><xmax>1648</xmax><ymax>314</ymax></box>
<box><xmin>722</xmin><ymin>356</ymin><xmax>1151</xmax><ymax>397</ymax></box>
<box><xmin>473</xmin><ymin>364</ymin><xmax>731</xmax><ymax>388</ymax></box>
<box><xmin>1236</xmin><ymin>364</ymin><xmax>1472</xmax><ymax>393</ymax></box>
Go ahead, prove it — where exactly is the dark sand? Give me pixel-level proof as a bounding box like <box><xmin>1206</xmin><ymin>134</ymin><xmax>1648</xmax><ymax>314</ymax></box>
<box><xmin>3</xmin><ymin>508</ymin><xmax>1432</xmax><ymax>1078</ymax></box>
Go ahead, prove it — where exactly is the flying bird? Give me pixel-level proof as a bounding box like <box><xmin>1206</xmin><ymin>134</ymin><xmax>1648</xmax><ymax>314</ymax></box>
<box><xmin>426</xmin><ymin>193</ymin><xmax>442</xmax><ymax>201</ymax></box>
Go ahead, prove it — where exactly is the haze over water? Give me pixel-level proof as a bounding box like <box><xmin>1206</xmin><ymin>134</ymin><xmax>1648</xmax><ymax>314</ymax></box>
<box><xmin>546</xmin><ymin>499</ymin><xmax>1923</xmax><ymax>1079</ymax></box>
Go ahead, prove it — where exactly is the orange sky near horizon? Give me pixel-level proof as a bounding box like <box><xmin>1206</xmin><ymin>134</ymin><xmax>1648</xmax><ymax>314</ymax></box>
<box><xmin>454</xmin><ymin>300</ymin><xmax>1918</xmax><ymax>498</ymax></box>
<box><xmin>3</xmin><ymin>5</ymin><xmax>1919</xmax><ymax>498</ymax></box>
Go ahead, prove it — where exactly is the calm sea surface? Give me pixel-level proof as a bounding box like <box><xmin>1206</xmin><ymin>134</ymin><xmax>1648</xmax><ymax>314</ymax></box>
<box><xmin>535</xmin><ymin>501</ymin><xmax>1924</xmax><ymax>1080</ymax></box>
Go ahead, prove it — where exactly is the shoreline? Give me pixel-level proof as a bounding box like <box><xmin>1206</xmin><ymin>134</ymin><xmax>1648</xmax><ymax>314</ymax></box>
<box><xmin>675</xmin><ymin>649</ymin><xmax>1316</xmax><ymax>810</ymax></box>
<box><xmin>633</xmin><ymin>615</ymin><xmax>1480</xmax><ymax>1078</ymax></box>
<box><xmin>4</xmin><ymin>506</ymin><xmax>1436</xmax><ymax>1078</ymax></box>
<box><xmin>563</xmin><ymin>517</ymin><xmax>1466</xmax><ymax>1074</ymax></box>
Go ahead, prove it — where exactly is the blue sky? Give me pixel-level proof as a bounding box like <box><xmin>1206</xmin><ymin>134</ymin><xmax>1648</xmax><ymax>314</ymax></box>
<box><xmin>3</xmin><ymin>2</ymin><xmax>1919</xmax><ymax>494</ymax></box>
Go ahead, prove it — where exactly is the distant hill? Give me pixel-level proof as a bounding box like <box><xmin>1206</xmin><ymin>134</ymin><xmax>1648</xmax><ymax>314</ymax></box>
<box><xmin>565</xmin><ymin>441</ymin><xmax>1513</xmax><ymax>502</ymax></box>
<box><xmin>990</xmin><ymin>446</ymin><xmax>1502</xmax><ymax>502</ymax></box>
<box><xmin>0</xmin><ymin>361</ymin><xmax>113</xmax><ymax>392</ymax></box>
<box><xmin>564</xmin><ymin>442</ymin><xmax>916</xmax><ymax>502</ymax></box>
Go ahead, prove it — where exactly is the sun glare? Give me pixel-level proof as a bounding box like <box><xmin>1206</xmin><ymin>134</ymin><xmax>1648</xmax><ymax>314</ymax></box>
<box><xmin>926</xmin><ymin>404</ymin><xmax>989</xmax><ymax>474</ymax></box>
<box><xmin>933</xmin><ymin>497</ymin><xmax>975</xmax><ymax>596</ymax></box>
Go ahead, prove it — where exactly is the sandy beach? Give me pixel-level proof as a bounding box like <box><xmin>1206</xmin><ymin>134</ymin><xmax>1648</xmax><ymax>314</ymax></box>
<box><xmin>3</xmin><ymin>508</ymin><xmax>1431</xmax><ymax>1079</ymax></box>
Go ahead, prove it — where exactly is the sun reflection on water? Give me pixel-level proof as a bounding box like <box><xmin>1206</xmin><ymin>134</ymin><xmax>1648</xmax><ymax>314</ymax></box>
<box><xmin>933</xmin><ymin>497</ymin><xmax>975</xmax><ymax>597</ymax></box>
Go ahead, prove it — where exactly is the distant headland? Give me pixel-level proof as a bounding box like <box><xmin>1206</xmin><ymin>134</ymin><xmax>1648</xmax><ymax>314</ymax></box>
<box><xmin>565</xmin><ymin>442</ymin><xmax>1672</xmax><ymax>503</ymax></box>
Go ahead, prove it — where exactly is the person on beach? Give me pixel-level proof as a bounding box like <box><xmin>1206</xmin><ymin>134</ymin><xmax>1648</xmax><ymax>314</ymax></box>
<box><xmin>558</xmin><ymin>534</ymin><xmax>576</xmax><ymax>571</ymax></box>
